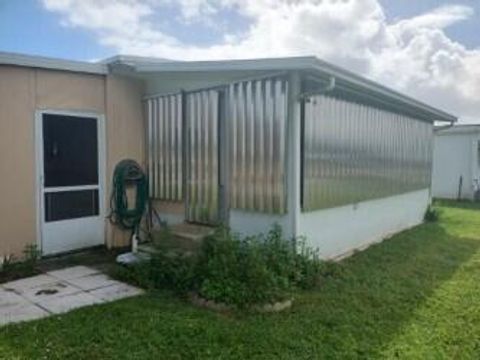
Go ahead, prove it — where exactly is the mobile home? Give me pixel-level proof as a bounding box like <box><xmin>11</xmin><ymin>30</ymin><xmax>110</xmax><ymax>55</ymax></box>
<box><xmin>0</xmin><ymin>52</ymin><xmax>456</xmax><ymax>260</ymax></box>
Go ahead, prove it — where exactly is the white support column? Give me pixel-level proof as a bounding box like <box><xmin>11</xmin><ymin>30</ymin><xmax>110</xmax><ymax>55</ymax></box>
<box><xmin>286</xmin><ymin>71</ymin><xmax>302</xmax><ymax>239</ymax></box>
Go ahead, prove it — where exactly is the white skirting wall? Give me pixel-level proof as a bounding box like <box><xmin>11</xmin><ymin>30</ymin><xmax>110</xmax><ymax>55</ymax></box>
<box><xmin>153</xmin><ymin>190</ymin><xmax>430</xmax><ymax>261</ymax></box>
<box><xmin>228</xmin><ymin>210</ymin><xmax>292</xmax><ymax>239</ymax></box>
<box><xmin>298</xmin><ymin>189</ymin><xmax>430</xmax><ymax>260</ymax></box>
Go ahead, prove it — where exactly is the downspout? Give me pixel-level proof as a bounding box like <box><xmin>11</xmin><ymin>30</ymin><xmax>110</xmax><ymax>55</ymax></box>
<box><xmin>434</xmin><ymin>121</ymin><xmax>455</xmax><ymax>133</ymax></box>
<box><xmin>298</xmin><ymin>76</ymin><xmax>336</xmax><ymax>100</ymax></box>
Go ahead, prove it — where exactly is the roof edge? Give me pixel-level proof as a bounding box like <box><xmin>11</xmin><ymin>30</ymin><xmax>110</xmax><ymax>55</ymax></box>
<box><xmin>0</xmin><ymin>51</ymin><xmax>107</xmax><ymax>75</ymax></box>
<box><xmin>101</xmin><ymin>54</ymin><xmax>173</xmax><ymax>66</ymax></box>
<box><xmin>134</xmin><ymin>56</ymin><xmax>317</xmax><ymax>72</ymax></box>
<box><xmin>435</xmin><ymin>124</ymin><xmax>480</xmax><ymax>135</ymax></box>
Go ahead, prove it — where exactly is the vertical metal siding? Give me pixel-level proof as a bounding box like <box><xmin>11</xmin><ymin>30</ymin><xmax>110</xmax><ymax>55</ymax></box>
<box><xmin>185</xmin><ymin>90</ymin><xmax>219</xmax><ymax>223</ymax></box>
<box><xmin>228</xmin><ymin>78</ymin><xmax>288</xmax><ymax>214</ymax></box>
<box><xmin>146</xmin><ymin>93</ymin><xmax>183</xmax><ymax>201</ymax></box>
<box><xmin>303</xmin><ymin>95</ymin><xmax>433</xmax><ymax>211</ymax></box>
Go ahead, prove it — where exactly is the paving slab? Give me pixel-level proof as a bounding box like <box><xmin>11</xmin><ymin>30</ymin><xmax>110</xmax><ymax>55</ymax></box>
<box><xmin>65</xmin><ymin>273</ymin><xmax>120</xmax><ymax>291</ymax></box>
<box><xmin>0</xmin><ymin>266</ymin><xmax>144</xmax><ymax>326</ymax></box>
<box><xmin>20</xmin><ymin>281</ymin><xmax>82</xmax><ymax>303</ymax></box>
<box><xmin>89</xmin><ymin>283</ymin><xmax>144</xmax><ymax>302</ymax></box>
<box><xmin>0</xmin><ymin>288</ymin><xmax>30</xmax><ymax>308</ymax></box>
<box><xmin>47</xmin><ymin>266</ymin><xmax>100</xmax><ymax>281</ymax></box>
<box><xmin>0</xmin><ymin>288</ymin><xmax>49</xmax><ymax>326</ymax></box>
<box><xmin>37</xmin><ymin>291</ymin><xmax>103</xmax><ymax>314</ymax></box>
<box><xmin>0</xmin><ymin>303</ymin><xmax>49</xmax><ymax>326</ymax></box>
<box><xmin>2</xmin><ymin>274</ymin><xmax>58</xmax><ymax>292</ymax></box>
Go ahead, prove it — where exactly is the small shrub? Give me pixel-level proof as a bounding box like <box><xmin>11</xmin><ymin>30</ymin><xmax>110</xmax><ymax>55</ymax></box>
<box><xmin>195</xmin><ymin>227</ymin><xmax>292</xmax><ymax>308</ymax></box>
<box><xmin>0</xmin><ymin>255</ymin><xmax>15</xmax><ymax>273</ymax></box>
<box><xmin>1</xmin><ymin>244</ymin><xmax>40</xmax><ymax>283</ymax></box>
<box><xmin>149</xmin><ymin>251</ymin><xmax>196</xmax><ymax>294</ymax></box>
<box><xmin>23</xmin><ymin>244</ymin><xmax>40</xmax><ymax>272</ymax></box>
<box><xmin>113</xmin><ymin>261</ymin><xmax>156</xmax><ymax>289</ymax></box>
<box><xmin>424</xmin><ymin>205</ymin><xmax>440</xmax><ymax>222</ymax></box>
<box><xmin>120</xmin><ymin>225</ymin><xmax>324</xmax><ymax>309</ymax></box>
<box><xmin>293</xmin><ymin>237</ymin><xmax>324</xmax><ymax>288</ymax></box>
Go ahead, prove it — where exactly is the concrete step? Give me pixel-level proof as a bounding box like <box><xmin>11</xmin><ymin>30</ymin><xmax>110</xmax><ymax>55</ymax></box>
<box><xmin>136</xmin><ymin>243</ymin><xmax>159</xmax><ymax>255</ymax></box>
<box><xmin>136</xmin><ymin>244</ymin><xmax>195</xmax><ymax>259</ymax></box>
<box><xmin>170</xmin><ymin>223</ymin><xmax>216</xmax><ymax>242</ymax></box>
<box><xmin>139</xmin><ymin>223</ymin><xmax>215</xmax><ymax>255</ymax></box>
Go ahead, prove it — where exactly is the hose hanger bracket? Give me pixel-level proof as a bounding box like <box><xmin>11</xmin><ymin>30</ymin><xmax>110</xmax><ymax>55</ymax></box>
<box><xmin>109</xmin><ymin>159</ymin><xmax>148</xmax><ymax>231</ymax></box>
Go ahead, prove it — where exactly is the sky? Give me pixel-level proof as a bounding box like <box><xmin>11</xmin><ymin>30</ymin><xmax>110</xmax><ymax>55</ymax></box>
<box><xmin>0</xmin><ymin>0</ymin><xmax>479</xmax><ymax>122</ymax></box>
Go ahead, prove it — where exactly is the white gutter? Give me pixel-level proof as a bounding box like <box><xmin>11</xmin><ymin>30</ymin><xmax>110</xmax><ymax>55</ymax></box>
<box><xmin>435</xmin><ymin>125</ymin><xmax>480</xmax><ymax>135</ymax></box>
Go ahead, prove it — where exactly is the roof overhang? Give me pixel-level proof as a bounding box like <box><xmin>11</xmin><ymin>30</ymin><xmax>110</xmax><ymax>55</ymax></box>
<box><xmin>129</xmin><ymin>56</ymin><xmax>457</xmax><ymax>123</ymax></box>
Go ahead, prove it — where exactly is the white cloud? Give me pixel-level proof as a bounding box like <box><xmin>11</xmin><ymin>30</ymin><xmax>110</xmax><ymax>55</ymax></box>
<box><xmin>393</xmin><ymin>4</ymin><xmax>473</xmax><ymax>30</ymax></box>
<box><xmin>42</xmin><ymin>0</ymin><xmax>480</xmax><ymax>122</ymax></box>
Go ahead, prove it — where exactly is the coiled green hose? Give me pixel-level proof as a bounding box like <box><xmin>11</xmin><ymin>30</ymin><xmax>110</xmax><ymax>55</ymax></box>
<box><xmin>109</xmin><ymin>159</ymin><xmax>148</xmax><ymax>230</ymax></box>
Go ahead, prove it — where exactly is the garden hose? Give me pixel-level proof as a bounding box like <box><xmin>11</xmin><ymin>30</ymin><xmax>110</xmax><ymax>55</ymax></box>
<box><xmin>109</xmin><ymin>159</ymin><xmax>148</xmax><ymax>231</ymax></box>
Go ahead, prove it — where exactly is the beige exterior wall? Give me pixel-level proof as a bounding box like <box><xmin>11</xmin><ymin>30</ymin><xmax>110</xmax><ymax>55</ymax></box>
<box><xmin>105</xmin><ymin>74</ymin><xmax>145</xmax><ymax>248</ymax></box>
<box><xmin>0</xmin><ymin>65</ymin><xmax>145</xmax><ymax>259</ymax></box>
<box><xmin>35</xmin><ymin>69</ymin><xmax>105</xmax><ymax>113</ymax></box>
<box><xmin>0</xmin><ymin>66</ymin><xmax>36</xmax><ymax>259</ymax></box>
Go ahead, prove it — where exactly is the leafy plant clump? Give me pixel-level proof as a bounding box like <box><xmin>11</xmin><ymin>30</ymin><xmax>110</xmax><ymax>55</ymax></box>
<box><xmin>119</xmin><ymin>225</ymin><xmax>324</xmax><ymax>309</ymax></box>
<box><xmin>0</xmin><ymin>244</ymin><xmax>41</xmax><ymax>283</ymax></box>
<box><xmin>424</xmin><ymin>205</ymin><xmax>440</xmax><ymax>222</ymax></box>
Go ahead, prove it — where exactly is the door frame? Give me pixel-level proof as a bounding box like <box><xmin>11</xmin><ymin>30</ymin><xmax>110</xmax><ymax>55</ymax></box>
<box><xmin>34</xmin><ymin>109</ymin><xmax>107</xmax><ymax>255</ymax></box>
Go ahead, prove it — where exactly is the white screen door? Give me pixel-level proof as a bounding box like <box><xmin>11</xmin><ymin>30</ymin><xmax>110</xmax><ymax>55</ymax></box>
<box><xmin>37</xmin><ymin>112</ymin><xmax>105</xmax><ymax>255</ymax></box>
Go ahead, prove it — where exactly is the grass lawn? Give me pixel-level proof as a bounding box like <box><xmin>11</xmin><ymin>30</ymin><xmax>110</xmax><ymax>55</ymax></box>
<box><xmin>2</xmin><ymin>201</ymin><xmax>480</xmax><ymax>359</ymax></box>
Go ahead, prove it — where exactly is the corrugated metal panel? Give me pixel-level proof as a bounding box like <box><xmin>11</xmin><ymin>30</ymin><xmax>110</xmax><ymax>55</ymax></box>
<box><xmin>228</xmin><ymin>78</ymin><xmax>288</xmax><ymax>213</ymax></box>
<box><xmin>146</xmin><ymin>93</ymin><xmax>183</xmax><ymax>201</ymax></box>
<box><xmin>303</xmin><ymin>95</ymin><xmax>433</xmax><ymax>211</ymax></box>
<box><xmin>185</xmin><ymin>90</ymin><xmax>219</xmax><ymax>224</ymax></box>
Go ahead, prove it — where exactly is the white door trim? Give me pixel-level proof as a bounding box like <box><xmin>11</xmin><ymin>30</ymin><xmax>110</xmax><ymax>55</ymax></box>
<box><xmin>35</xmin><ymin>109</ymin><xmax>107</xmax><ymax>255</ymax></box>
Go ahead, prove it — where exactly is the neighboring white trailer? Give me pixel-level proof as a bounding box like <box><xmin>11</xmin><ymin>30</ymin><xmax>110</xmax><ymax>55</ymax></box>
<box><xmin>432</xmin><ymin>125</ymin><xmax>480</xmax><ymax>201</ymax></box>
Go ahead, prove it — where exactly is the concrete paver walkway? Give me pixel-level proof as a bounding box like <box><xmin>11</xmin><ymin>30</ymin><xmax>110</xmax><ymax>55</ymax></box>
<box><xmin>0</xmin><ymin>265</ymin><xmax>143</xmax><ymax>326</ymax></box>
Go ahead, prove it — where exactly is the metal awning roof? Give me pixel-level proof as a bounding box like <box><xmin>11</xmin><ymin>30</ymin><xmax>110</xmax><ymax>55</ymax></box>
<box><xmin>128</xmin><ymin>56</ymin><xmax>457</xmax><ymax>123</ymax></box>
